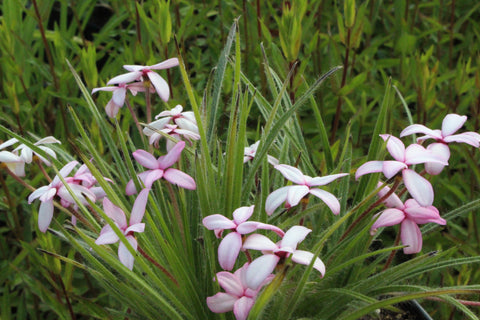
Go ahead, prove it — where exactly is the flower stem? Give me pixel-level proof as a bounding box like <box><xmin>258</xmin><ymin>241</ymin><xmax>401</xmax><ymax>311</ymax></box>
<box><xmin>124</xmin><ymin>97</ymin><xmax>144</xmax><ymax>138</ymax></box>
<box><xmin>137</xmin><ymin>246</ymin><xmax>178</xmax><ymax>285</ymax></box>
<box><xmin>339</xmin><ymin>177</ymin><xmax>401</xmax><ymax>242</ymax></box>
<box><xmin>35</xmin><ymin>159</ymin><xmax>52</xmax><ymax>183</ymax></box>
<box><xmin>382</xmin><ymin>231</ymin><xmax>401</xmax><ymax>271</ymax></box>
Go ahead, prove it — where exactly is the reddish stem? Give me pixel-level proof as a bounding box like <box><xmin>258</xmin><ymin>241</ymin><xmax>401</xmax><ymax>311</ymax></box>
<box><xmin>138</xmin><ymin>246</ymin><xmax>178</xmax><ymax>285</ymax></box>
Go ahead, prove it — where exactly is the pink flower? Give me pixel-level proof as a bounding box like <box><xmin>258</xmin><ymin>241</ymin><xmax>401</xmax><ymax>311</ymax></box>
<box><xmin>92</xmin><ymin>82</ymin><xmax>152</xmax><ymax>118</ymax></box>
<box><xmin>126</xmin><ymin>141</ymin><xmax>196</xmax><ymax>195</ymax></box>
<box><xmin>107</xmin><ymin>58</ymin><xmax>179</xmax><ymax>102</ymax></box>
<box><xmin>243</xmin><ymin>225</ymin><xmax>325</xmax><ymax>290</ymax></box>
<box><xmin>355</xmin><ymin>134</ymin><xmax>448</xmax><ymax>206</ymax></box>
<box><xmin>370</xmin><ymin>184</ymin><xmax>446</xmax><ymax>254</ymax></box>
<box><xmin>243</xmin><ymin>141</ymin><xmax>279</xmax><ymax>165</ymax></box>
<box><xmin>265</xmin><ymin>164</ymin><xmax>348</xmax><ymax>216</ymax></box>
<box><xmin>203</xmin><ymin>205</ymin><xmax>284</xmax><ymax>270</ymax></box>
<box><xmin>95</xmin><ymin>189</ymin><xmax>149</xmax><ymax>270</ymax></box>
<box><xmin>0</xmin><ymin>150</ymin><xmax>24</xmax><ymax>176</ymax></box>
<box><xmin>27</xmin><ymin>161</ymin><xmax>96</xmax><ymax>232</ymax></box>
<box><xmin>400</xmin><ymin>114</ymin><xmax>480</xmax><ymax>175</ymax></box>
<box><xmin>206</xmin><ymin>263</ymin><xmax>273</xmax><ymax>320</ymax></box>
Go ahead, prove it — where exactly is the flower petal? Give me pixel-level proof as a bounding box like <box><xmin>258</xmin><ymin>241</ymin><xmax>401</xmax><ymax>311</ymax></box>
<box><xmin>232</xmin><ymin>205</ymin><xmax>255</xmax><ymax>224</ymax></box>
<box><xmin>382</xmin><ymin>161</ymin><xmax>407</xmax><ymax>179</ymax></box>
<box><xmin>158</xmin><ymin>141</ymin><xmax>185</xmax><ymax>169</ymax></box>
<box><xmin>203</xmin><ymin>214</ymin><xmax>236</xmax><ymax>230</ymax></box>
<box><xmin>355</xmin><ymin>161</ymin><xmax>384</xmax><ymax>180</ymax></box>
<box><xmin>291</xmin><ymin>250</ymin><xmax>326</xmax><ymax>277</ymax></box>
<box><xmin>103</xmin><ymin>197</ymin><xmax>127</xmax><ymax>229</ymax></box>
<box><xmin>380</xmin><ymin>134</ymin><xmax>405</xmax><ymax>162</ymax></box>
<box><xmin>376</xmin><ymin>182</ymin><xmax>404</xmax><ymax>209</ymax></box>
<box><xmin>218</xmin><ymin>232</ymin><xmax>242</xmax><ymax>271</ymax></box>
<box><xmin>265</xmin><ymin>186</ymin><xmax>289</xmax><ymax>215</ymax></box>
<box><xmin>243</xmin><ymin>234</ymin><xmax>277</xmax><ymax>251</ymax></box>
<box><xmin>245</xmin><ymin>254</ymin><xmax>279</xmax><ymax>290</ymax></box>
<box><xmin>286</xmin><ymin>185</ymin><xmax>310</xmax><ymax>208</ymax></box>
<box><xmin>206</xmin><ymin>293</ymin><xmax>236</xmax><ymax>313</ymax></box>
<box><xmin>129</xmin><ymin>188</ymin><xmax>149</xmax><ymax>225</ymax></box>
<box><xmin>400</xmin><ymin>124</ymin><xmax>440</xmax><ymax>139</ymax></box>
<box><xmin>147</xmin><ymin>71</ymin><xmax>170</xmax><ymax>102</ymax></box>
<box><xmin>401</xmin><ymin>219</ymin><xmax>422</xmax><ymax>254</ymax></box>
<box><xmin>112</xmin><ymin>87</ymin><xmax>127</xmax><ymax>106</ymax></box>
<box><xmin>308</xmin><ymin>188</ymin><xmax>342</xmax><ymax>215</ymax></box>
<box><xmin>95</xmin><ymin>225</ymin><xmax>120</xmax><ymax>245</ymax></box>
<box><xmin>133</xmin><ymin>150</ymin><xmax>159</xmax><ymax>169</ymax></box>
<box><xmin>274</xmin><ymin>164</ymin><xmax>306</xmax><ymax>184</ymax></box>
<box><xmin>370</xmin><ymin>208</ymin><xmax>405</xmax><ymax>235</ymax></box>
<box><xmin>163</xmin><ymin>168</ymin><xmax>196</xmax><ymax>190</ymax></box>
<box><xmin>308</xmin><ymin>173</ymin><xmax>349</xmax><ymax>187</ymax></box>
<box><xmin>424</xmin><ymin>143</ymin><xmax>450</xmax><ymax>175</ymax></box>
<box><xmin>442</xmin><ymin>114</ymin><xmax>466</xmax><ymax>137</ymax></box>
<box><xmin>402</xmin><ymin>169</ymin><xmax>434</xmax><ymax>206</ymax></box>
<box><xmin>107</xmin><ymin>71</ymin><xmax>141</xmax><ymax>85</ymax></box>
<box><xmin>149</xmin><ymin>58</ymin><xmax>180</xmax><ymax>70</ymax></box>
<box><xmin>280</xmin><ymin>226</ymin><xmax>311</xmax><ymax>252</ymax></box>
<box><xmin>118</xmin><ymin>235</ymin><xmax>137</xmax><ymax>270</ymax></box>
<box><xmin>444</xmin><ymin>132</ymin><xmax>480</xmax><ymax>147</ymax></box>
<box><xmin>216</xmin><ymin>271</ymin><xmax>244</xmax><ymax>296</ymax></box>
<box><xmin>404</xmin><ymin>144</ymin><xmax>448</xmax><ymax>166</ymax></box>
<box><xmin>237</xmin><ymin>221</ymin><xmax>285</xmax><ymax>237</ymax></box>
<box><xmin>38</xmin><ymin>199</ymin><xmax>54</xmax><ymax>232</ymax></box>
<box><xmin>233</xmin><ymin>297</ymin><xmax>255</xmax><ymax>320</ymax></box>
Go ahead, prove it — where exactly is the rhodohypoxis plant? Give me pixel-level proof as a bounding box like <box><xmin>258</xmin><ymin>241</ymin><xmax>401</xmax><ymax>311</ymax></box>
<box><xmin>126</xmin><ymin>141</ymin><xmax>196</xmax><ymax>195</ymax></box>
<box><xmin>206</xmin><ymin>263</ymin><xmax>274</xmax><ymax>320</ymax></box>
<box><xmin>370</xmin><ymin>183</ymin><xmax>446</xmax><ymax>254</ymax></box>
<box><xmin>27</xmin><ymin>161</ymin><xmax>96</xmax><ymax>232</ymax></box>
<box><xmin>266</xmin><ymin>164</ymin><xmax>348</xmax><ymax>215</ymax></box>
<box><xmin>95</xmin><ymin>188</ymin><xmax>149</xmax><ymax>270</ymax></box>
<box><xmin>243</xmin><ymin>225</ymin><xmax>325</xmax><ymax>290</ymax></box>
<box><xmin>203</xmin><ymin>205</ymin><xmax>284</xmax><ymax>270</ymax></box>
<box><xmin>355</xmin><ymin>134</ymin><xmax>448</xmax><ymax>206</ymax></box>
<box><xmin>400</xmin><ymin>113</ymin><xmax>480</xmax><ymax>175</ymax></box>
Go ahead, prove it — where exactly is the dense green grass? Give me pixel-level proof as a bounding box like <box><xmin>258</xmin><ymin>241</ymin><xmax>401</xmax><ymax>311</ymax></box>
<box><xmin>1</xmin><ymin>1</ymin><xmax>479</xmax><ymax>319</ymax></box>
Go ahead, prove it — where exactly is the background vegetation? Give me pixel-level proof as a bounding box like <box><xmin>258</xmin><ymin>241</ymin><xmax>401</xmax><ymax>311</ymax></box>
<box><xmin>1</xmin><ymin>0</ymin><xmax>479</xmax><ymax>319</ymax></box>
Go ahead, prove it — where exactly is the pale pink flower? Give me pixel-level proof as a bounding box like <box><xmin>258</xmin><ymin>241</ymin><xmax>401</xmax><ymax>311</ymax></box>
<box><xmin>95</xmin><ymin>188</ymin><xmax>149</xmax><ymax>270</ymax></box>
<box><xmin>0</xmin><ymin>150</ymin><xmax>24</xmax><ymax>176</ymax></box>
<box><xmin>243</xmin><ymin>141</ymin><xmax>279</xmax><ymax>165</ymax></box>
<box><xmin>203</xmin><ymin>205</ymin><xmax>284</xmax><ymax>271</ymax></box>
<box><xmin>126</xmin><ymin>141</ymin><xmax>196</xmax><ymax>195</ymax></box>
<box><xmin>371</xmin><ymin>183</ymin><xmax>446</xmax><ymax>254</ymax></box>
<box><xmin>107</xmin><ymin>58</ymin><xmax>179</xmax><ymax>102</ymax></box>
<box><xmin>146</xmin><ymin>105</ymin><xmax>198</xmax><ymax>133</ymax></box>
<box><xmin>145</xmin><ymin>124</ymin><xmax>200</xmax><ymax>151</ymax></box>
<box><xmin>206</xmin><ymin>263</ymin><xmax>274</xmax><ymax>320</ymax></box>
<box><xmin>355</xmin><ymin>134</ymin><xmax>448</xmax><ymax>206</ymax></box>
<box><xmin>400</xmin><ymin>114</ymin><xmax>480</xmax><ymax>175</ymax></box>
<box><xmin>265</xmin><ymin>164</ymin><xmax>348</xmax><ymax>216</ymax></box>
<box><xmin>0</xmin><ymin>136</ymin><xmax>60</xmax><ymax>176</ymax></box>
<box><xmin>92</xmin><ymin>82</ymin><xmax>152</xmax><ymax>118</ymax></box>
<box><xmin>27</xmin><ymin>161</ymin><xmax>95</xmax><ymax>232</ymax></box>
<box><xmin>243</xmin><ymin>225</ymin><xmax>325</xmax><ymax>290</ymax></box>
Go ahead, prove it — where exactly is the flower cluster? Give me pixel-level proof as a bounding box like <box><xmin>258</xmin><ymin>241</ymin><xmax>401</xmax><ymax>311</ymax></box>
<box><xmin>203</xmin><ymin>164</ymin><xmax>346</xmax><ymax>319</ymax></box>
<box><xmin>356</xmin><ymin>114</ymin><xmax>479</xmax><ymax>253</ymax></box>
